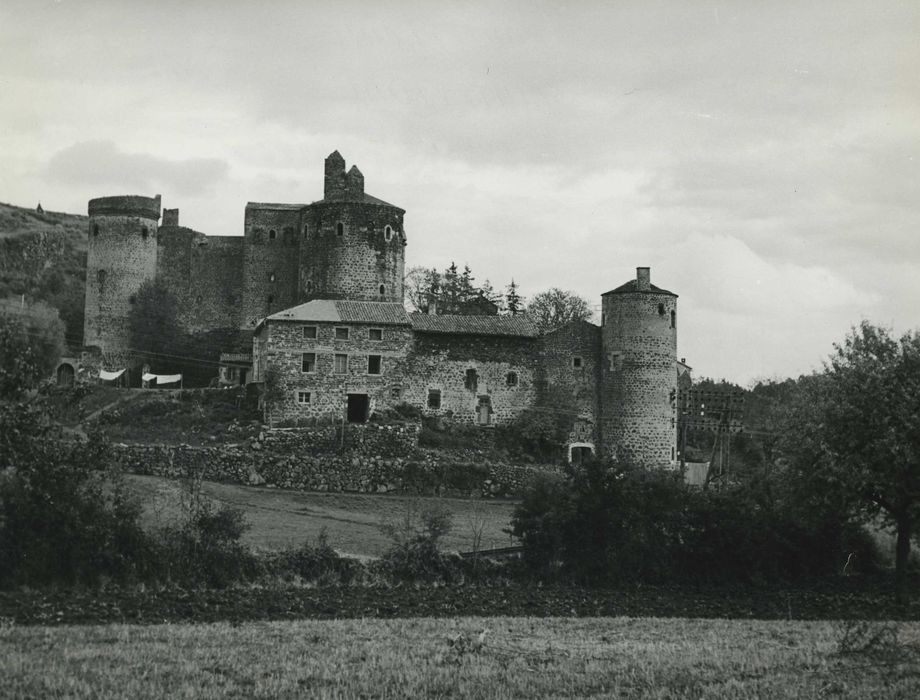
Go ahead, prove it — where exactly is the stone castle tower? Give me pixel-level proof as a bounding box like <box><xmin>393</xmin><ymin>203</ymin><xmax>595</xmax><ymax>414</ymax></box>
<box><xmin>600</xmin><ymin>267</ymin><xmax>678</xmax><ymax>467</ymax></box>
<box><xmin>83</xmin><ymin>195</ymin><xmax>161</xmax><ymax>353</ymax></box>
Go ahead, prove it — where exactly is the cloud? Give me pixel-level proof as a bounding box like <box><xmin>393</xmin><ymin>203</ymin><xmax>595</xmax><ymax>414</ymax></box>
<box><xmin>45</xmin><ymin>141</ymin><xmax>229</xmax><ymax>196</ymax></box>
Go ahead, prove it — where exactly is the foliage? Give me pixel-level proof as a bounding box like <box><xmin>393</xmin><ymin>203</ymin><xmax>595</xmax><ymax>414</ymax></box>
<box><xmin>0</xmin><ymin>402</ymin><xmax>153</xmax><ymax>587</ymax></box>
<box><xmin>266</xmin><ymin>529</ymin><xmax>360</xmax><ymax>585</ymax></box>
<box><xmin>525</xmin><ymin>287</ymin><xmax>593</xmax><ymax>333</ymax></box>
<box><xmin>498</xmin><ymin>385</ymin><xmax>578</xmax><ymax>461</ymax></box>
<box><xmin>406</xmin><ymin>262</ymin><xmax>511</xmax><ymax>315</ymax></box>
<box><xmin>377</xmin><ymin>502</ymin><xmax>459</xmax><ymax>582</ymax></box>
<box><xmin>0</xmin><ymin>298</ymin><xmax>66</xmax><ymax>398</ymax></box>
<box><xmin>511</xmin><ymin>458</ymin><xmax>878</xmax><ymax>584</ymax></box>
<box><xmin>780</xmin><ymin>322</ymin><xmax>920</xmax><ymax>603</ymax></box>
<box><xmin>504</xmin><ymin>279</ymin><xmax>523</xmax><ymax>316</ymax></box>
<box><xmin>127</xmin><ymin>279</ymin><xmax>182</xmax><ymax>363</ymax></box>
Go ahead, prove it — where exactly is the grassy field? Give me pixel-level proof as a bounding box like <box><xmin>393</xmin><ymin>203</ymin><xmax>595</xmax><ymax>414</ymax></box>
<box><xmin>3</xmin><ymin>617</ymin><xmax>919</xmax><ymax>698</ymax></box>
<box><xmin>126</xmin><ymin>474</ymin><xmax>517</xmax><ymax>557</ymax></box>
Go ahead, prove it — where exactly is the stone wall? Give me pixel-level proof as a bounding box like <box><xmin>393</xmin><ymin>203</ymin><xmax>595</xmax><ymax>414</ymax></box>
<box><xmin>110</xmin><ymin>423</ymin><xmax>557</xmax><ymax>496</ymax></box>
<box><xmin>600</xmin><ymin>282</ymin><xmax>678</xmax><ymax>467</ymax></box>
<box><xmin>260</xmin><ymin>319</ymin><xmax>414</xmax><ymax>424</ymax></box>
<box><xmin>401</xmin><ymin>332</ymin><xmax>540</xmax><ymax>426</ymax></box>
<box><xmin>241</xmin><ymin>205</ymin><xmax>302</xmax><ymax>329</ymax></box>
<box><xmin>541</xmin><ymin>320</ymin><xmax>602</xmax><ymax>447</ymax></box>
<box><xmin>84</xmin><ymin>195</ymin><xmax>161</xmax><ymax>352</ymax></box>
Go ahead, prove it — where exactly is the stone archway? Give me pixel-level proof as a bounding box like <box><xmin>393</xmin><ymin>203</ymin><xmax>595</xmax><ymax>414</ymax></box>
<box><xmin>55</xmin><ymin>362</ymin><xmax>75</xmax><ymax>387</ymax></box>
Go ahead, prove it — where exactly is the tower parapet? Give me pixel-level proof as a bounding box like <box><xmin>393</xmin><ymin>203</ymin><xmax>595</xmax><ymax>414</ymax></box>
<box><xmin>83</xmin><ymin>194</ymin><xmax>161</xmax><ymax>353</ymax></box>
<box><xmin>600</xmin><ymin>267</ymin><xmax>678</xmax><ymax>467</ymax></box>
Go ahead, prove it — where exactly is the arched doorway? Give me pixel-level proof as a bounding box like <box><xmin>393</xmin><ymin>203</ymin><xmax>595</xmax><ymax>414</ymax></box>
<box><xmin>56</xmin><ymin>362</ymin><xmax>75</xmax><ymax>387</ymax></box>
<box><xmin>568</xmin><ymin>442</ymin><xmax>595</xmax><ymax>465</ymax></box>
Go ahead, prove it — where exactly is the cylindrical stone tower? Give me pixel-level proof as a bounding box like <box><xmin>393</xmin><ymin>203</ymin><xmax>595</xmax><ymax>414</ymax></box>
<box><xmin>600</xmin><ymin>267</ymin><xmax>678</xmax><ymax>467</ymax></box>
<box><xmin>298</xmin><ymin>152</ymin><xmax>406</xmax><ymax>303</ymax></box>
<box><xmin>83</xmin><ymin>195</ymin><xmax>161</xmax><ymax>352</ymax></box>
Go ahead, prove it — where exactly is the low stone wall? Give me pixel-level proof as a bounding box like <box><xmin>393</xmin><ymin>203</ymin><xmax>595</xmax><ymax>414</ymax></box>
<box><xmin>111</xmin><ymin>423</ymin><xmax>560</xmax><ymax>497</ymax></box>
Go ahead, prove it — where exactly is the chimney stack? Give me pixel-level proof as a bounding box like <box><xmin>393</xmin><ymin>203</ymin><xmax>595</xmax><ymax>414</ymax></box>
<box><xmin>636</xmin><ymin>267</ymin><xmax>651</xmax><ymax>291</ymax></box>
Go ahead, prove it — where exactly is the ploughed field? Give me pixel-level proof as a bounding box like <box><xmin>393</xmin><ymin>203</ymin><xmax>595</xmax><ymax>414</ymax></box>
<box><xmin>126</xmin><ymin>474</ymin><xmax>517</xmax><ymax>557</ymax></box>
<box><xmin>4</xmin><ymin>617</ymin><xmax>920</xmax><ymax>698</ymax></box>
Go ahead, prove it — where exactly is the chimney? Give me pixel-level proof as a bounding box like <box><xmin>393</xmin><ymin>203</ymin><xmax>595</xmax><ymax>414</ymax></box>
<box><xmin>346</xmin><ymin>165</ymin><xmax>364</xmax><ymax>200</ymax></box>
<box><xmin>162</xmin><ymin>208</ymin><xmax>179</xmax><ymax>227</ymax></box>
<box><xmin>636</xmin><ymin>267</ymin><xmax>651</xmax><ymax>291</ymax></box>
<box><xmin>324</xmin><ymin>151</ymin><xmax>346</xmax><ymax>200</ymax></box>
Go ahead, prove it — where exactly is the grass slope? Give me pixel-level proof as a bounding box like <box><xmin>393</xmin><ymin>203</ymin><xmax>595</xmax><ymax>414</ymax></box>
<box><xmin>3</xmin><ymin>617</ymin><xmax>919</xmax><ymax>698</ymax></box>
<box><xmin>127</xmin><ymin>474</ymin><xmax>517</xmax><ymax>556</ymax></box>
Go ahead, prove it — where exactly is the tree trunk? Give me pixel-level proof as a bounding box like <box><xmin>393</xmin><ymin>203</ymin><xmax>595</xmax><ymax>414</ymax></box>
<box><xmin>895</xmin><ymin>515</ymin><xmax>912</xmax><ymax>605</ymax></box>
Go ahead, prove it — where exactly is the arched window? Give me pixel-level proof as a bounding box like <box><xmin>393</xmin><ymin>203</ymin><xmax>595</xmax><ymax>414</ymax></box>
<box><xmin>384</xmin><ymin>225</ymin><xmax>393</xmax><ymax>242</ymax></box>
<box><xmin>379</xmin><ymin>284</ymin><xmax>385</xmax><ymax>296</ymax></box>
<box><xmin>141</xmin><ymin>226</ymin><xmax>149</xmax><ymax>240</ymax></box>
<box><xmin>269</xmin><ymin>229</ymin><xmax>276</xmax><ymax>240</ymax></box>
<box><xmin>336</xmin><ymin>222</ymin><xmax>344</xmax><ymax>237</ymax></box>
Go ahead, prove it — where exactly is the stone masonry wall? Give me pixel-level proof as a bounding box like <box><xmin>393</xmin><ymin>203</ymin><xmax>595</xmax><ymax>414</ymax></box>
<box><xmin>242</xmin><ymin>205</ymin><xmax>302</xmax><ymax>329</ymax></box>
<box><xmin>601</xmin><ymin>291</ymin><xmax>677</xmax><ymax>467</ymax></box>
<box><xmin>84</xmin><ymin>198</ymin><xmax>160</xmax><ymax>352</ymax></box>
<box><xmin>110</xmin><ymin>423</ymin><xmax>557</xmax><ymax>496</ymax></box>
<box><xmin>541</xmin><ymin>320</ymin><xmax>602</xmax><ymax>447</ymax></box>
<box><xmin>401</xmin><ymin>333</ymin><xmax>540</xmax><ymax>426</ymax></box>
<box><xmin>299</xmin><ymin>201</ymin><xmax>405</xmax><ymax>303</ymax></box>
<box><xmin>261</xmin><ymin>319</ymin><xmax>414</xmax><ymax>424</ymax></box>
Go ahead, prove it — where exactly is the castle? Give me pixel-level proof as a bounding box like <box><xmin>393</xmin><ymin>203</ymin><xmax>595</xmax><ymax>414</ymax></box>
<box><xmin>82</xmin><ymin>151</ymin><xmax>683</xmax><ymax>467</ymax></box>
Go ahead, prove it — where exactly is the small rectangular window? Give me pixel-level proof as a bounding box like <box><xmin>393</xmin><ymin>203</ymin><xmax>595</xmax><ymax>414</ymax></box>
<box><xmin>303</xmin><ymin>326</ymin><xmax>317</xmax><ymax>339</ymax></box>
<box><xmin>368</xmin><ymin>328</ymin><xmax>383</xmax><ymax>341</ymax></box>
<box><xmin>297</xmin><ymin>391</ymin><xmax>311</xmax><ymax>405</ymax></box>
<box><xmin>391</xmin><ymin>387</ymin><xmax>401</xmax><ymax>400</ymax></box>
<box><xmin>368</xmin><ymin>355</ymin><xmax>382</xmax><ymax>375</ymax></box>
<box><xmin>573</xmin><ymin>356</ymin><xmax>583</xmax><ymax>369</ymax></box>
<box><xmin>464</xmin><ymin>368</ymin><xmax>478</xmax><ymax>392</ymax></box>
<box><xmin>335</xmin><ymin>327</ymin><xmax>350</xmax><ymax>340</ymax></box>
<box><xmin>427</xmin><ymin>389</ymin><xmax>441</xmax><ymax>409</ymax></box>
<box><xmin>301</xmin><ymin>352</ymin><xmax>316</xmax><ymax>373</ymax></box>
<box><xmin>334</xmin><ymin>353</ymin><xmax>348</xmax><ymax>374</ymax></box>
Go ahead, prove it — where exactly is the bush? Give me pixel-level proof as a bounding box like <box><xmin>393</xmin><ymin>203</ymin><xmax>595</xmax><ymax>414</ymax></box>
<box><xmin>377</xmin><ymin>502</ymin><xmax>460</xmax><ymax>582</ymax></box>
<box><xmin>510</xmin><ymin>457</ymin><xmax>879</xmax><ymax>585</ymax></box>
<box><xmin>267</xmin><ymin>529</ymin><xmax>360</xmax><ymax>585</ymax></box>
<box><xmin>0</xmin><ymin>403</ymin><xmax>155</xmax><ymax>587</ymax></box>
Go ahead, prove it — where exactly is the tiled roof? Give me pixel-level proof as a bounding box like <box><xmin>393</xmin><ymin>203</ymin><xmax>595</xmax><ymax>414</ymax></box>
<box><xmin>262</xmin><ymin>300</ymin><xmax>411</xmax><ymax>326</ymax></box>
<box><xmin>246</xmin><ymin>193</ymin><xmax>403</xmax><ymax>211</ymax></box>
<box><xmin>245</xmin><ymin>202</ymin><xmax>306</xmax><ymax>210</ymax></box>
<box><xmin>602</xmin><ymin>280</ymin><xmax>677</xmax><ymax>297</ymax></box>
<box><xmin>312</xmin><ymin>193</ymin><xmax>403</xmax><ymax>209</ymax></box>
<box><xmin>410</xmin><ymin>313</ymin><xmax>539</xmax><ymax>338</ymax></box>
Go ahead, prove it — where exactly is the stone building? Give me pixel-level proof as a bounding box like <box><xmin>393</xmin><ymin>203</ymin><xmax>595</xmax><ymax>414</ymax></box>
<box><xmin>83</xmin><ymin>150</ymin><xmax>686</xmax><ymax>468</ymax></box>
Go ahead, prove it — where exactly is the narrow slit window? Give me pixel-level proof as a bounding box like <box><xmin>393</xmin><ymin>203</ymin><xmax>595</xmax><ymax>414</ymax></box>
<box><xmin>670</xmin><ymin>310</ymin><xmax>676</xmax><ymax>329</ymax></box>
<box><xmin>384</xmin><ymin>225</ymin><xmax>393</xmax><ymax>242</ymax></box>
<box><xmin>336</xmin><ymin>222</ymin><xmax>344</xmax><ymax>237</ymax></box>
<box><xmin>658</xmin><ymin>303</ymin><xmax>665</xmax><ymax>316</ymax></box>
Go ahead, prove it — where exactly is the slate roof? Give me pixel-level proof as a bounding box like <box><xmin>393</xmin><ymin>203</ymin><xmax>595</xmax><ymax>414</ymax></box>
<box><xmin>602</xmin><ymin>279</ymin><xmax>678</xmax><ymax>297</ymax></box>
<box><xmin>261</xmin><ymin>300</ymin><xmax>411</xmax><ymax>327</ymax></box>
<box><xmin>410</xmin><ymin>313</ymin><xmax>539</xmax><ymax>338</ymax></box>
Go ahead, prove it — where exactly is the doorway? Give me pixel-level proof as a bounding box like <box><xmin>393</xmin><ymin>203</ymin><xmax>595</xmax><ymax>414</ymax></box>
<box><xmin>347</xmin><ymin>393</ymin><xmax>369</xmax><ymax>423</ymax></box>
<box><xmin>56</xmin><ymin>363</ymin><xmax>75</xmax><ymax>387</ymax></box>
<box><xmin>476</xmin><ymin>395</ymin><xmax>492</xmax><ymax>426</ymax></box>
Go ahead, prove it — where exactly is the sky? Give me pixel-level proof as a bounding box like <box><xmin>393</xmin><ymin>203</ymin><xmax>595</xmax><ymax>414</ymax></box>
<box><xmin>1</xmin><ymin>0</ymin><xmax>918</xmax><ymax>385</ymax></box>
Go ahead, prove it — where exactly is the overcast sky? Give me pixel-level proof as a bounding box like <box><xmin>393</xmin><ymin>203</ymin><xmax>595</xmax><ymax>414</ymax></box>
<box><xmin>2</xmin><ymin>1</ymin><xmax>918</xmax><ymax>384</ymax></box>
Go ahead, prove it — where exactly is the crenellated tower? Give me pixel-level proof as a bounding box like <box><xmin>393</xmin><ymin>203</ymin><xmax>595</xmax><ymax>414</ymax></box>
<box><xmin>599</xmin><ymin>267</ymin><xmax>678</xmax><ymax>467</ymax></box>
<box><xmin>83</xmin><ymin>195</ymin><xmax>161</xmax><ymax>353</ymax></box>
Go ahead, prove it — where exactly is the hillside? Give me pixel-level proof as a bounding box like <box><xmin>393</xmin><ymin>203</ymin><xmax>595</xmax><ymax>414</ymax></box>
<box><xmin>0</xmin><ymin>201</ymin><xmax>88</xmax><ymax>348</ymax></box>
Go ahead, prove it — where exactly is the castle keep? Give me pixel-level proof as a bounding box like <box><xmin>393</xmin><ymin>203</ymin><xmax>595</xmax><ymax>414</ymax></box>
<box><xmin>83</xmin><ymin>151</ymin><xmax>682</xmax><ymax>467</ymax></box>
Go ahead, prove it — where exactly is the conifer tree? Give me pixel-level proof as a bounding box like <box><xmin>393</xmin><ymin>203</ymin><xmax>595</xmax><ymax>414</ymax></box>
<box><xmin>505</xmin><ymin>279</ymin><xmax>523</xmax><ymax>316</ymax></box>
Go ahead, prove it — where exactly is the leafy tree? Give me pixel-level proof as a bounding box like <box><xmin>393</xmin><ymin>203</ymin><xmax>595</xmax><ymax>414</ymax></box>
<box><xmin>0</xmin><ymin>298</ymin><xmax>65</xmax><ymax>397</ymax></box>
<box><xmin>403</xmin><ymin>265</ymin><xmax>436</xmax><ymax>312</ymax></box>
<box><xmin>128</xmin><ymin>279</ymin><xmax>182</xmax><ymax>364</ymax></box>
<box><xmin>525</xmin><ymin>288</ymin><xmax>592</xmax><ymax>333</ymax></box>
<box><xmin>784</xmin><ymin>322</ymin><xmax>920</xmax><ymax>602</ymax></box>
<box><xmin>505</xmin><ymin>279</ymin><xmax>523</xmax><ymax>316</ymax></box>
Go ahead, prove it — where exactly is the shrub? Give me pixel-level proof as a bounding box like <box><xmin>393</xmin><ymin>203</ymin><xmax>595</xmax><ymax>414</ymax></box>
<box><xmin>377</xmin><ymin>502</ymin><xmax>459</xmax><ymax>582</ymax></box>
<box><xmin>268</xmin><ymin>529</ymin><xmax>360</xmax><ymax>585</ymax></box>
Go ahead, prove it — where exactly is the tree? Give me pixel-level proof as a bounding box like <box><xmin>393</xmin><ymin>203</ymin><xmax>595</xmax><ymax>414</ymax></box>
<box><xmin>403</xmin><ymin>265</ymin><xmax>436</xmax><ymax>312</ymax></box>
<box><xmin>505</xmin><ymin>279</ymin><xmax>523</xmax><ymax>316</ymax></box>
<box><xmin>441</xmin><ymin>262</ymin><xmax>460</xmax><ymax>314</ymax></box>
<box><xmin>0</xmin><ymin>298</ymin><xmax>65</xmax><ymax>397</ymax></box>
<box><xmin>525</xmin><ymin>288</ymin><xmax>592</xmax><ymax>333</ymax></box>
<box><xmin>459</xmin><ymin>265</ymin><xmax>476</xmax><ymax>308</ymax></box>
<box><xmin>785</xmin><ymin>322</ymin><xmax>920</xmax><ymax>603</ymax></box>
<box><xmin>127</xmin><ymin>279</ymin><xmax>182</xmax><ymax>366</ymax></box>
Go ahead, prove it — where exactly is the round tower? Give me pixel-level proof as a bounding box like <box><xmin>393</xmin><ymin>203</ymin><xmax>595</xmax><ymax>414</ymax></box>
<box><xmin>599</xmin><ymin>267</ymin><xmax>678</xmax><ymax>468</ymax></box>
<box><xmin>83</xmin><ymin>195</ymin><xmax>161</xmax><ymax>353</ymax></box>
<box><xmin>298</xmin><ymin>152</ymin><xmax>406</xmax><ymax>303</ymax></box>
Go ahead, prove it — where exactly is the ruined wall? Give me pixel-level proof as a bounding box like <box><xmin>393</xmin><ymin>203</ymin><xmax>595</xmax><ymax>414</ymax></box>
<box><xmin>241</xmin><ymin>205</ymin><xmax>302</xmax><ymax>328</ymax></box>
<box><xmin>156</xmin><ymin>227</ymin><xmax>244</xmax><ymax>333</ymax></box>
<box><xmin>541</xmin><ymin>320</ymin><xmax>602</xmax><ymax>447</ymax></box>
<box><xmin>402</xmin><ymin>333</ymin><xmax>540</xmax><ymax>426</ymax></box>
<box><xmin>260</xmin><ymin>319</ymin><xmax>414</xmax><ymax>424</ymax></box>
<box><xmin>299</xmin><ymin>201</ymin><xmax>405</xmax><ymax>304</ymax></box>
<box><xmin>83</xmin><ymin>195</ymin><xmax>160</xmax><ymax>353</ymax></box>
<box><xmin>600</xmin><ymin>284</ymin><xmax>678</xmax><ymax>467</ymax></box>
